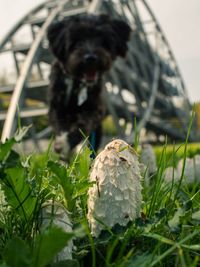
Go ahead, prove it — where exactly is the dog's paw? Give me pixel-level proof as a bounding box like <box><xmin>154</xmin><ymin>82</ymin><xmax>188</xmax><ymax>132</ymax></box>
<box><xmin>54</xmin><ymin>132</ymin><xmax>70</xmax><ymax>158</ymax></box>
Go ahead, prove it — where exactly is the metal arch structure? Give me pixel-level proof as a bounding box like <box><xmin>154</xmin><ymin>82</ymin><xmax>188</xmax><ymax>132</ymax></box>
<box><xmin>0</xmin><ymin>0</ymin><xmax>198</xmax><ymax>148</ymax></box>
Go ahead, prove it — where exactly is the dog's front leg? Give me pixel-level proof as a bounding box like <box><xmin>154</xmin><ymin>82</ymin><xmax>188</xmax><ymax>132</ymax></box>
<box><xmin>48</xmin><ymin>107</ymin><xmax>71</xmax><ymax>158</ymax></box>
<box><xmin>54</xmin><ymin>132</ymin><xmax>71</xmax><ymax>158</ymax></box>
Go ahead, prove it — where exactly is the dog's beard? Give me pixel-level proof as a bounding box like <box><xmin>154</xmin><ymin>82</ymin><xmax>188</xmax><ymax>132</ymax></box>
<box><xmin>65</xmin><ymin>49</ymin><xmax>113</xmax><ymax>84</ymax></box>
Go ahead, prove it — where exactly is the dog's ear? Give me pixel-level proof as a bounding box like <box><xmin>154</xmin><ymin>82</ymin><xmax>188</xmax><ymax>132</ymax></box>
<box><xmin>110</xmin><ymin>19</ymin><xmax>131</xmax><ymax>57</ymax></box>
<box><xmin>47</xmin><ymin>20</ymin><xmax>67</xmax><ymax>62</ymax></box>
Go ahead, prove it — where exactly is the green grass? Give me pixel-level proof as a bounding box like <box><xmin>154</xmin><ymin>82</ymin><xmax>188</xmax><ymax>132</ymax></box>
<box><xmin>154</xmin><ymin>142</ymin><xmax>200</xmax><ymax>168</ymax></box>
<box><xmin>0</xmin><ymin>127</ymin><xmax>200</xmax><ymax>267</ymax></box>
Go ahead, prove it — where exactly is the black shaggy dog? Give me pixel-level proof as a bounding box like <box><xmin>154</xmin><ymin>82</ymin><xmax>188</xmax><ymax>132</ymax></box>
<box><xmin>47</xmin><ymin>14</ymin><xmax>131</xmax><ymax>158</ymax></box>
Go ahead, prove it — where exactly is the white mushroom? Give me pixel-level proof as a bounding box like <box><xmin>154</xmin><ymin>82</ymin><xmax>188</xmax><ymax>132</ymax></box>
<box><xmin>177</xmin><ymin>158</ymin><xmax>195</xmax><ymax>184</ymax></box>
<box><xmin>163</xmin><ymin>166</ymin><xmax>179</xmax><ymax>183</ymax></box>
<box><xmin>0</xmin><ymin>186</ymin><xmax>6</xmax><ymax>207</ymax></box>
<box><xmin>164</xmin><ymin>156</ymin><xmax>200</xmax><ymax>185</ymax></box>
<box><xmin>87</xmin><ymin>139</ymin><xmax>142</xmax><ymax>237</ymax></box>
<box><xmin>194</xmin><ymin>155</ymin><xmax>200</xmax><ymax>182</ymax></box>
<box><xmin>39</xmin><ymin>201</ymin><xmax>74</xmax><ymax>261</ymax></box>
<box><xmin>140</xmin><ymin>143</ymin><xmax>157</xmax><ymax>178</ymax></box>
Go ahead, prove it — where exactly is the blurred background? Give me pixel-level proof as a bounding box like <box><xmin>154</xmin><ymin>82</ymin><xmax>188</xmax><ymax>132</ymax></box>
<box><xmin>1</xmin><ymin>0</ymin><xmax>199</xmax><ymax>102</ymax></box>
<box><xmin>0</xmin><ymin>0</ymin><xmax>200</xmax><ymax>149</ymax></box>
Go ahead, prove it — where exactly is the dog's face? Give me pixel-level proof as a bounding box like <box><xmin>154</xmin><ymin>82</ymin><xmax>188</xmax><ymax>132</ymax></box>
<box><xmin>47</xmin><ymin>15</ymin><xmax>131</xmax><ymax>84</ymax></box>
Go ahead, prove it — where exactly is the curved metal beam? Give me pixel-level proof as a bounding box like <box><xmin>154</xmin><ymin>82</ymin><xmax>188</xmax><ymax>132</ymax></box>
<box><xmin>140</xmin><ymin>0</ymin><xmax>193</xmax><ymax>137</ymax></box>
<box><xmin>142</xmin><ymin>0</ymin><xmax>188</xmax><ymax>97</ymax></box>
<box><xmin>1</xmin><ymin>0</ymin><xmax>69</xmax><ymax>142</ymax></box>
<box><xmin>87</xmin><ymin>0</ymin><xmax>101</xmax><ymax>14</ymax></box>
<box><xmin>0</xmin><ymin>0</ymin><xmax>50</xmax><ymax>50</ymax></box>
<box><xmin>128</xmin><ymin>59</ymin><xmax>160</xmax><ymax>143</ymax></box>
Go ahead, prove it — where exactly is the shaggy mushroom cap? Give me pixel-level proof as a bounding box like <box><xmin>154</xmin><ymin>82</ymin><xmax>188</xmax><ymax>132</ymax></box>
<box><xmin>87</xmin><ymin>139</ymin><xmax>142</xmax><ymax>237</ymax></box>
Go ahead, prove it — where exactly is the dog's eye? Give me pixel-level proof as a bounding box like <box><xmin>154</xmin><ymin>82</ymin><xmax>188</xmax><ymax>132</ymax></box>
<box><xmin>68</xmin><ymin>41</ymin><xmax>83</xmax><ymax>51</ymax></box>
<box><xmin>68</xmin><ymin>43</ymin><xmax>75</xmax><ymax>51</ymax></box>
<box><xmin>102</xmin><ymin>40</ymin><xmax>112</xmax><ymax>51</ymax></box>
<box><xmin>75</xmin><ymin>41</ymin><xmax>84</xmax><ymax>48</ymax></box>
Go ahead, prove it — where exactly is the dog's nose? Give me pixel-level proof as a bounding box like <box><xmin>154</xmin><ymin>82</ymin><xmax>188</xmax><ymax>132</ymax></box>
<box><xmin>84</xmin><ymin>54</ymin><xmax>98</xmax><ymax>63</ymax></box>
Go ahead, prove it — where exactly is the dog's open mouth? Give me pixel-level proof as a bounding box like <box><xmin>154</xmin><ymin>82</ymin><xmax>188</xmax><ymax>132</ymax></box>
<box><xmin>83</xmin><ymin>70</ymin><xmax>98</xmax><ymax>83</ymax></box>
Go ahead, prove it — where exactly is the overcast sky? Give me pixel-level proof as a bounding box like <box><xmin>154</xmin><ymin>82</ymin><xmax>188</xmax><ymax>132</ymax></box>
<box><xmin>0</xmin><ymin>0</ymin><xmax>200</xmax><ymax>102</ymax></box>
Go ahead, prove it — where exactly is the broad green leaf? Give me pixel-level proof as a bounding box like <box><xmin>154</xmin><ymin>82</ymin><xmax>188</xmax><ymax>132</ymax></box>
<box><xmin>3</xmin><ymin>166</ymin><xmax>37</xmax><ymax>220</ymax></box>
<box><xmin>192</xmin><ymin>210</ymin><xmax>200</xmax><ymax>221</ymax></box>
<box><xmin>32</xmin><ymin>226</ymin><xmax>74</xmax><ymax>267</ymax></box>
<box><xmin>3</xmin><ymin>150</ymin><xmax>20</xmax><ymax>168</ymax></box>
<box><xmin>48</xmin><ymin>161</ymin><xmax>74</xmax><ymax>210</ymax></box>
<box><xmin>47</xmin><ymin>161</ymin><xmax>67</xmax><ymax>179</ymax></box>
<box><xmin>0</xmin><ymin>138</ymin><xmax>15</xmax><ymax>162</ymax></box>
<box><xmin>125</xmin><ymin>253</ymin><xmax>154</xmax><ymax>267</ymax></box>
<box><xmin>3</xmin><ymin>237</ymin><xmax>31</xmax><ymax>267</ymax></box>
<box><xmin>77</xmin><ymin>146</ymin><xmax>91</xmax><ymax>178</ymax></box>
<box><xmin>0</xmin><ymin>263</ymin><xmax>9</xmax><ymax>267</ymax></box>
<box><xmin>168</xmin><ymin>208</ymin><xmax>184</xmax><ymax>229</ymax></box>
<box><xmin>50</xmin><ymin>259</ymin><xmax>79</xmax><ymax>267</ymax></box>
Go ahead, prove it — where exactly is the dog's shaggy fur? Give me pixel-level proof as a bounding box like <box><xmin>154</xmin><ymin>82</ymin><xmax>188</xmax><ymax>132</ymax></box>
<box><xmin>47</xmin><ymin>14</ymin><xmax>131</xmax><ymax>158</ymax></box>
